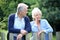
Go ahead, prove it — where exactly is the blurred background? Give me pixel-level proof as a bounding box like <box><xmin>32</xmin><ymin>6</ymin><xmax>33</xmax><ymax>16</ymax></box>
<box><xmin>0</xmin><ymin>0</ymin><xmax>60</xmax><ymax>40</ymax></box>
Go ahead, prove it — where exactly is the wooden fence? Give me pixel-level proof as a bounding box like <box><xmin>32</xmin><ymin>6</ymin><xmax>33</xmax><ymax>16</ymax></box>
<box><xmin>0</xmin><ymin>32</ymin><xmax>53</xmax><ymax>40</ymax></box>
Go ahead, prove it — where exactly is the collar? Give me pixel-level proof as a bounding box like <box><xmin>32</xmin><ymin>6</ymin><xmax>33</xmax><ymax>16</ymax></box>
<box><xmin>15</xmin><ymin>12</ymin><xmax>18</xmax><ymax>18</ymax></box>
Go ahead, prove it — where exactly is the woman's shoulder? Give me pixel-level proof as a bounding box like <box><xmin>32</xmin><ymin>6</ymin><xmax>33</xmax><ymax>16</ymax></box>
<box><xmin>30</xmin><ymin>21</ymin><xmax>34</xmax><ymax>23</ymax></box>
<box><xmin>41</xmin><ymin>19</ymin><xmax>47</xmax><ymax>21</ymax></box>
<box><xmin>30</xmin><ymin>19</ymin><xmax>48</xmax><ymax>23</ymax></box>
<box><xmin>41</xmin><ymin>19</ymin><xmax>48</xmax><ymax>22</ymax></box>
<box><xmin>30</xmin><ymin>21</ymin><xmax>34</xmax><ymax>25</ymax></box>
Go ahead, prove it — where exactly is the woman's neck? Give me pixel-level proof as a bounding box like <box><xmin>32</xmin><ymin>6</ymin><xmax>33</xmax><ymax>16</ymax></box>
<box><xmin>35</xmin><ymin>20</ymin><xmax>40</xmax><ymax>25</ymax></box>
<box><xmin>35</xmin><ymin>20</ymin><xmax>40</xmax><ymax>31</ymax></box>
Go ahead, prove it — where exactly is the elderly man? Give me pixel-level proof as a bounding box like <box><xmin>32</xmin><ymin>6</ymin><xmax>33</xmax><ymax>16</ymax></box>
<box><xmin>8</xmin><ymin>3</ymin><xmax>31</xmax><ymax>40</ymax></box>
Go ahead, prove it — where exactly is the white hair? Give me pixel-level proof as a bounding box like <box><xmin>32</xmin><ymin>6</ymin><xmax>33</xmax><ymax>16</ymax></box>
<box><xmin>17</xmin><ymin>3</ymin><xmax>28</xmax><ymax>13</ymax></box>
<box><xmin>32</xmin><ymin>8</ymin><xmax>42</xmax><ymax>18</ymax></box>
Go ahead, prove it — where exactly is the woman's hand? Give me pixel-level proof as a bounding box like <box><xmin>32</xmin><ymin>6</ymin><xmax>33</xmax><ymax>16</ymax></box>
<box><xmin>37</xmin><ymin>30</ymin><xmax>45</xmax><ymax>37</ymax></box>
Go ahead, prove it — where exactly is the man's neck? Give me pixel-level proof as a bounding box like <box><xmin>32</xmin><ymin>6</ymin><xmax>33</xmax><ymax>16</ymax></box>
<box><xmin>18</xmin><ymin>13</ymin><xmax>23</xmax><ymax>19</ymax></box>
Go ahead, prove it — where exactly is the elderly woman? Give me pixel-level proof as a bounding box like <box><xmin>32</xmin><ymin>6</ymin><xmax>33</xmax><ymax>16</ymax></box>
<box><xmin>8</xmin><ymin>3</ymin><xmax>31</xmax><ymax>40</ymax></box>
<box><xmin>30</xmin><ymin>8</ymin><xmax>53</xmax><ymax>40</ymax></box>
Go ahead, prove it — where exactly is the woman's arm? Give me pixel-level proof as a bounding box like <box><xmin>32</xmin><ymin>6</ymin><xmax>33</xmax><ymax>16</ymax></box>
<box><xmin>43</xmin><ymin>19</ymin><xmax>53</xmax><ymax>34</ymax></box>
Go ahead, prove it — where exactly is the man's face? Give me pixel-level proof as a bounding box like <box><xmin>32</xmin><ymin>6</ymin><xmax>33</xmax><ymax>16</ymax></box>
<box><xmin>19</xmin><ymin>7</ymin><xmax>28</xmax><ymax>17</ymax></box>
<box><xmin>22</xmin><ymin>7</ymin><xmax>28</xmax><ymax>16</ymax></box>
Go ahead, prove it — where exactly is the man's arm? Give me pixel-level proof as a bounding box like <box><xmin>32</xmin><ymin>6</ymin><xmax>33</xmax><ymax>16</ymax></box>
<box><xmin>8</xmin><ymin>14</ymin><xmax>21</xmax><ymax>33</ymax></box>
<box><xmin>24</xmin><ymin>16</ymin><xmax>31</xmax><ymax>33</ymax></box>
<box><xmin>20</xmin><ymin>16</ymin><xmax>31</xmax><ymax>35</ymax></box>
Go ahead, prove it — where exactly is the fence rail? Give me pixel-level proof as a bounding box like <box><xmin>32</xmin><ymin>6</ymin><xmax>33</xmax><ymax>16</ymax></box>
<box><xmin>0</xmin><ymin>32</ymin><xmax>53</xmax><ymax>40</ymax></box>
<box><xmin>27</xmin><ymin>32</ymin><xmax>53</xmax><ymax>40</ymax></box>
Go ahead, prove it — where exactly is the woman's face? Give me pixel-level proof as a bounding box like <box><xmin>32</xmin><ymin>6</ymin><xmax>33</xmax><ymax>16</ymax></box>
<box><xmin>33</xmin><ymin>12</ymin><xmax>41</xmax><ymax>21</ymax></box>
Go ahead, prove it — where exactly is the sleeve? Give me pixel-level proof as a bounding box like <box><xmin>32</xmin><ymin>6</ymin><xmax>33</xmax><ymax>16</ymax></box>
<box><xmin>24</xmin><ymin>17</ymin><xmax>31</xmax><ymax>33</ymax></box>
<box><xmin>43</xmin><ymin>19</ymin><xmax>53</xmax><ymax>34</ymax></box>
<box><xmin>8</xmin><ymin>15</ymin><xmax>21</xmax><ymax>33</ymax></box>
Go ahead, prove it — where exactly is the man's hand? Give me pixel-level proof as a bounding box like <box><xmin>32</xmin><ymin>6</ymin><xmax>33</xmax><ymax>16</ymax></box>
<box><xmin>17</xmin><ymin>34</ymin><xmax>23</xmax><ymax>40</ymax></box>
<box><xmin>21</xmin><ymin>30</ymin><xmax>27</xmax><ymax>35</ymax></box>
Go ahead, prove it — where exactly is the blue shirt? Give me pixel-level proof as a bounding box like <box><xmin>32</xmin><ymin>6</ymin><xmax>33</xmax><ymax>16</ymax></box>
<box><xmin>30</xmin><ymin>19</ymin><xmax>53</xmax><ymax>40</ymax></box>
<box><xmin>14</xmin><ymin>13</ymin><xmax>25</xmax><ymax>30</ymax></box>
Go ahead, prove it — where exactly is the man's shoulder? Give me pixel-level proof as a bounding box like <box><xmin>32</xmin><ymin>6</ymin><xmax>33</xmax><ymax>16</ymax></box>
<box><xmin>9</xmin><ymin>13</ymin><xmax>15</xmax><ymax>18</ymax></box>
<box><xmin>9</xmin><ymin>13</ymin><xmax>15</xmax><ymax>17</ymax></box>
<box><xmin>24</xmin><ymin>16</ymin><xmax>29</xmax><ymax>18</ymax></box>
<box><xmin>8</xmin><ymin>13</ymin><xmax>15</xmax><ymax>21</ymax></box>
<box><xmin>24</xmin><ymin>16</ymin><xmax>29</xmax><ymax>20</ymax></box>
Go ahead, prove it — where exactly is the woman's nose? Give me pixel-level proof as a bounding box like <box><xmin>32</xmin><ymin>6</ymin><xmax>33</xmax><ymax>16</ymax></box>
<box><xmin>36</xmin><ymin>16</ymin><xmax>39</xmax><ymax>17</ymax></box>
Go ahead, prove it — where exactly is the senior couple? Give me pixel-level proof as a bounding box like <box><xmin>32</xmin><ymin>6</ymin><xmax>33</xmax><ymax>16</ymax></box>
<box><xmin>8</xmin><ymin>3</ymin><xmax>53</xmax><ymax>40</ymax></box>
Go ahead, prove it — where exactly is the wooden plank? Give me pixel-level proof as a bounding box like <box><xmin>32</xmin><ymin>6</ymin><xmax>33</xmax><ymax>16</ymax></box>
<box><xmin>30</xmin><ymin>33</ymin><xmax>45</xmax><ymax>40</ymax></box>
<box><xmin>56</xmin><ymin>32</ymin><xmax>60</xmax><ymax>40</ymax></box>
<box><xmin>9</xmin><ymin>33</ymin><xmax>14</xmax><ymax>40</ymax></box>
<box><xmin>40</xmin><ymin>33</ymin><xmax>45</xmax><ymax>40</ymax></box>
<box><xmin>26</xmin><ymin>33</ymin><xmax>31</xmax><ymax>40</ymax></box>
<box><xmin>0</xmin><ymin>32</ymin><xmax>5</xmax><ymax>40</ymax></box>
<box><xmin>29</xmin><ymin>32</ymin><xmax>53</xmax><ymax>40</ymax></box>
<box><xmin>9</xmin><ymin>32</ymin><xmax>53</xmax><ymax>40</ymax></box>
<box><xmin>49</xmin><ymin>33</ymin><xmax>53</xmax><ymax>40</ymax></box>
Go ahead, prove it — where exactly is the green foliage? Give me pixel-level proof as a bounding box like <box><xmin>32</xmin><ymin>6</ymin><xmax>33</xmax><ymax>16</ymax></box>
<box><xmin>0</xmin><ymin>0</ymin><xmax>60</xmax><ymax>33</ymax></box>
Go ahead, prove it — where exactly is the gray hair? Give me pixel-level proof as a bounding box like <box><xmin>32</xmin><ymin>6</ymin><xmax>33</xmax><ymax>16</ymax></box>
<box><xmin>18</xmin><ymin>6</ymin><xmax>24</xmax><ymax>12</ymax></box>
<box><xmin>17</xmin><ymin>3</ymin><xmax>28</xmax><ymax>13</ymax></box>
<box><xmin>32</xmin><ymin>8</ymin><xmax>42</xmax><ymax>19</ymax></box>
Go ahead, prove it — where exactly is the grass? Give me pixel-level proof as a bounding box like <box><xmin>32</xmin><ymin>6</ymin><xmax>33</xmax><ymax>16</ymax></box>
<box><xmin>53</xmin><ymin>35</ymin><xmax>56</xmax><ymax>40</ymax></box>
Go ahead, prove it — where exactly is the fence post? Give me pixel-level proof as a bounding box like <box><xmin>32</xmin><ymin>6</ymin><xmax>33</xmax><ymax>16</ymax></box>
<box><xmin>9</xmin><ymin>32</ymin><xmax>53</xmax><ymax>40</ymax></box>
<box><xmin>30</xmin><ymin>32</ymin><xmax>53</xmax><ymax>40</ymax></box>
<box><xmin>56</xmin><ymin>32</ymin><xmax>60</xmax><ymax>40</ymax></box>
<box><xmin>40</xmin><ymin>33</ymin><xmax>45</xmax><ymax>40</ymax></box>
<box><xmin>0</xmin><ymin>32</ymin><xmax>1</xmax><ymax>40</ymax></box>
<box><xmin>9</xmin><ymin>33</ymin><xmax>14</xmax><ymax>40</ymax></box>
<box><xmin>32</xmin><ymin>32</ymin><xmax>45</xmax><ymax>40</ymax></box>
<box><xmin>32</xmin><ymin>33</ymin><xmax>39</xmax><ymax>40</ymax></box>
<box><xmin>0</xmin><ymin>32</ymin><xmax>5</xmax><ymax>40</ymax></box>
<box><xmin>49</xmin><ymin>33</ymin><xmax>53</xmax><ymax>40</ymax></box>
<box><xmin>26</xmin><ymin>33</ymin><xmax>31</xmax><ymax>40</ymax></box>
<box><xmin>9</xmin><ymin>33</ymin><xmax>22</xmax><ymax>40</ymax></box>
